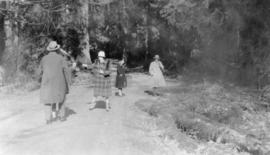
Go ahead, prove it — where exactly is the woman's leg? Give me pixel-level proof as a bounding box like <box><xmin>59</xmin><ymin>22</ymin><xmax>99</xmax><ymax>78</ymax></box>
<box><xmin>105</xmin><ymin>98</ymin><xmax>111</xmax><ymax>111</ymax></box>
<box><xmin>51</xmin><ymin>103</ymin><xmax>57</xmax><ymax>119</ymax></box>
<box><xmin>44</xmin><ymin>104</ymin><xmax>52</xmax><ymax>124</ymax></box>
<box><xmin>89</xmin><ymin>96</ymin><xmax>97</xmax><ymax>109</ymax></box>
<box><xmin>118</xmin><ymin>88</ymin><xmax>122</xmax><ymax>96</ymax></box>
<box><xmin>58</xmin><ymin>102</ymin><xmax>66</xmax><ymax>121</ymax></box>
<box><xmin>58</xmin><ymin>96</ymin><xmax>66</xmax><ymax>120</ymax></box>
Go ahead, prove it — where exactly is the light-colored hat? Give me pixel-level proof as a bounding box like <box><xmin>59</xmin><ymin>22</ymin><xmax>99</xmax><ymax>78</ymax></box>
<box><xmin>154</xmin><ymin>55</ymin><xmax>160</xmax><ymax>59</ymax></box>
<box><xmin>47</xmin><ymin>41</ymin><xmax>60</xmax><ymax>51</ymax></box>
<box><xmin>98</xmin><ymin>51</ymin><xmax>105</xmax><ymax>57</ymax></box>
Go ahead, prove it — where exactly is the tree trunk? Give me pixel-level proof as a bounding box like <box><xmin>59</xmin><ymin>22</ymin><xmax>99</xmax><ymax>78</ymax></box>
<box><xmin>79</xmin><ymin>0</ymin><xmax>91</xmax><ymax>64</ymax></box>
<box><xmin>4</xmin><ymin>1</ymin><xmax>19</xmax><ymax>72</ymax></box>
<box><xmin>0</xmin><ymin>2</ymin><xmax>5</xmax><ymax>64</ymax></box>
<box><xmin>143</xmin><ymin>9</ymin><xmax>149</xmax><ymax>64</ymax></box>
<box><xmin>143</xmin><ymin>2</ymin><xmax>150</xmax><ymax>65</ymax></box>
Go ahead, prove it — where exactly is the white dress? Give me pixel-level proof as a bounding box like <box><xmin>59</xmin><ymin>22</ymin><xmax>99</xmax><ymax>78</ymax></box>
<box><xmin>149</xmin><ymin>61</ymin><xmax>166</xmax><ymax>87</ymax></box>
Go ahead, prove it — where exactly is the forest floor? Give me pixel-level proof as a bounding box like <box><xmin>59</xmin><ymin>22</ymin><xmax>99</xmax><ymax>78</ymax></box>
<box><xmin>0</xmin><ymin>72</ymin><xmax>269</xmax><ymax>155</ymax></box>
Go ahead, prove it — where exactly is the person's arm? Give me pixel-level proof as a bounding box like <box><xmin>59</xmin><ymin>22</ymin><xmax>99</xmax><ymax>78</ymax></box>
<box><xmin>159</xmin><ymin>61</ymin><xmax>165</xmax><ymax>72</ymax></box>
<box><xmin>104</xmin><ymin>60</ymin><xmax>112</xmax><ymax>76</ymax></box>
<box><xmin>92</xmin><ymin>60</ymin><xmax>99</xmax><ymax>75</ymax></box>
<box><xmin>116</xmin><ymin>65</ymin><xmax>120</xmax><ymax>75</ymax></box>
<box><xmin>37</xmin><ymin>58</ymin><xmax>43</xmax><ymax>82</ymax></box>
<box><xmin>63</xmin><ymin>58</ymin><xmax>72</xmax><ymax>88</ymax></box>
<box><xmin>37</xmin><ymin>61</ymin><xmax>42</xmax><ymax>75</ymax></box>
<box><xmin>149</xmin><ymin>62</ymin><xmax>154</xmax><ymax>76</ymax></box>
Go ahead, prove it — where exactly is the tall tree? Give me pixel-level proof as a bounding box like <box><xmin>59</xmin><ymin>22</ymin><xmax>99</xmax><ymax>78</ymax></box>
<box><xmin>78</xmin><ymin>0</ymin><xmax>91</xmax><ymax>64</ymax></box>
<box><xmin>0</xmin><ymin>2</ymin><xmax>5</xmax><ymax>64</ymax></box>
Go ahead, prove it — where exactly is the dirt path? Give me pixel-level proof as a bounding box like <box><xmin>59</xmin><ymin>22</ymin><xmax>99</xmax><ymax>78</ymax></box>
<box><xmin>0</xmin><ymin>73</ymin><xmax>188</xmax><ymax>155</ymax></box>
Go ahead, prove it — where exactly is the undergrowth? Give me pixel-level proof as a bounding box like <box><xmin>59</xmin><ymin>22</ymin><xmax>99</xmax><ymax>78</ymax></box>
<box><xmin>0</xmin><ymin>71</ymin><xmax>40</xmax><ymax>94</ymax></box>
<box><xmin>136</xmin><ymin>81</ymin><xmax>270</xmax><ymax>155</ymax></box>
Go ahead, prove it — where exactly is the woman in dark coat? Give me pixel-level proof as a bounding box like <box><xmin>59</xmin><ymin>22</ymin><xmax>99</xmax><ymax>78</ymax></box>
<box><xmin>40</xmin><ymin>41</ymin><xmax>71</xmax><ymax>124</ymax></box>
<box><xmin>115</xmin><ymin>59</ymin><xmax>127</xmax><ymax>96</ymax></box>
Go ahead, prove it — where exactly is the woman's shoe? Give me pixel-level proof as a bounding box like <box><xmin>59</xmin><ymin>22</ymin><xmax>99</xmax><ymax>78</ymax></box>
<box><xmin>108</xmin><ymin>102</ymin><xmax>111</xmax><ymax>109</ymax></box>
<box><xmin>52</xmin><ymin>111</ymin><xmax>56</xmax><ymax>118</ymax></box>
<box><xmin>106</xmin><ymin>103</ymin><xmax>111</xmax><ymax>111</ymax></box>
<box><xmin>89</xmin><ymin>101</ymin><xmax>96</xmax><ymax>110</ymax></box>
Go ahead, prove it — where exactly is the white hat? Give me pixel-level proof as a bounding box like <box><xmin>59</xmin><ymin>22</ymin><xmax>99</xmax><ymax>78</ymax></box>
<box><xmin>154</xmin><ymin>55</ymin><xmax>160</xmax><ymax>59</ymax></box>
<box><xmin>98</xmin><ymin>51</ymin><xmax>105</xmax><ymax>57</ymax></box>
<box><xmin>47</xmin><ymin>41</ymin><xmax>60</xmax><ymax>51</ymax></box>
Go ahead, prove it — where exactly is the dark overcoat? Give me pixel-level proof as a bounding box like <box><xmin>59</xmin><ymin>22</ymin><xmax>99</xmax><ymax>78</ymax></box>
<box><xmin>40</xmin><ymin>52</ymin><xmax>71</xmax><ymax>104</ymax></box>
<box><xmin>115</xmin><ymin>64</ymin><xmax>127</xmax><ymax>89</ymax></box>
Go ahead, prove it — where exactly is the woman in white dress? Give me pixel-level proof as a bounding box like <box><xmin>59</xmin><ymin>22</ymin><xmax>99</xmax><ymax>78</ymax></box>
<box><xmin>149</xmin><ymin>55</ymin><xmax>166</xmax><ymax>90</ymax></box>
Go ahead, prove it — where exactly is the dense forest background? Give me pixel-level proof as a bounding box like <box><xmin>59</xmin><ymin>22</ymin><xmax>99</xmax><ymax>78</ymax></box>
<box><xmin>0</xmin><ymin>0</ymin><xmax>270</xmax><ymax>88</ymax></box>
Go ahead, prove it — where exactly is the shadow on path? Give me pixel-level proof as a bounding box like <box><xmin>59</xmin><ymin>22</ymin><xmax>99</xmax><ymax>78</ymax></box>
<box><xmin>64</xmin><ymin>107</ymin><xmax>76</xmax><ymax>118</ymax></box>
<box><xmin>89</xmin><ymin>101</ymin><xmax>106</xmax><ymax>110</ymax></box>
